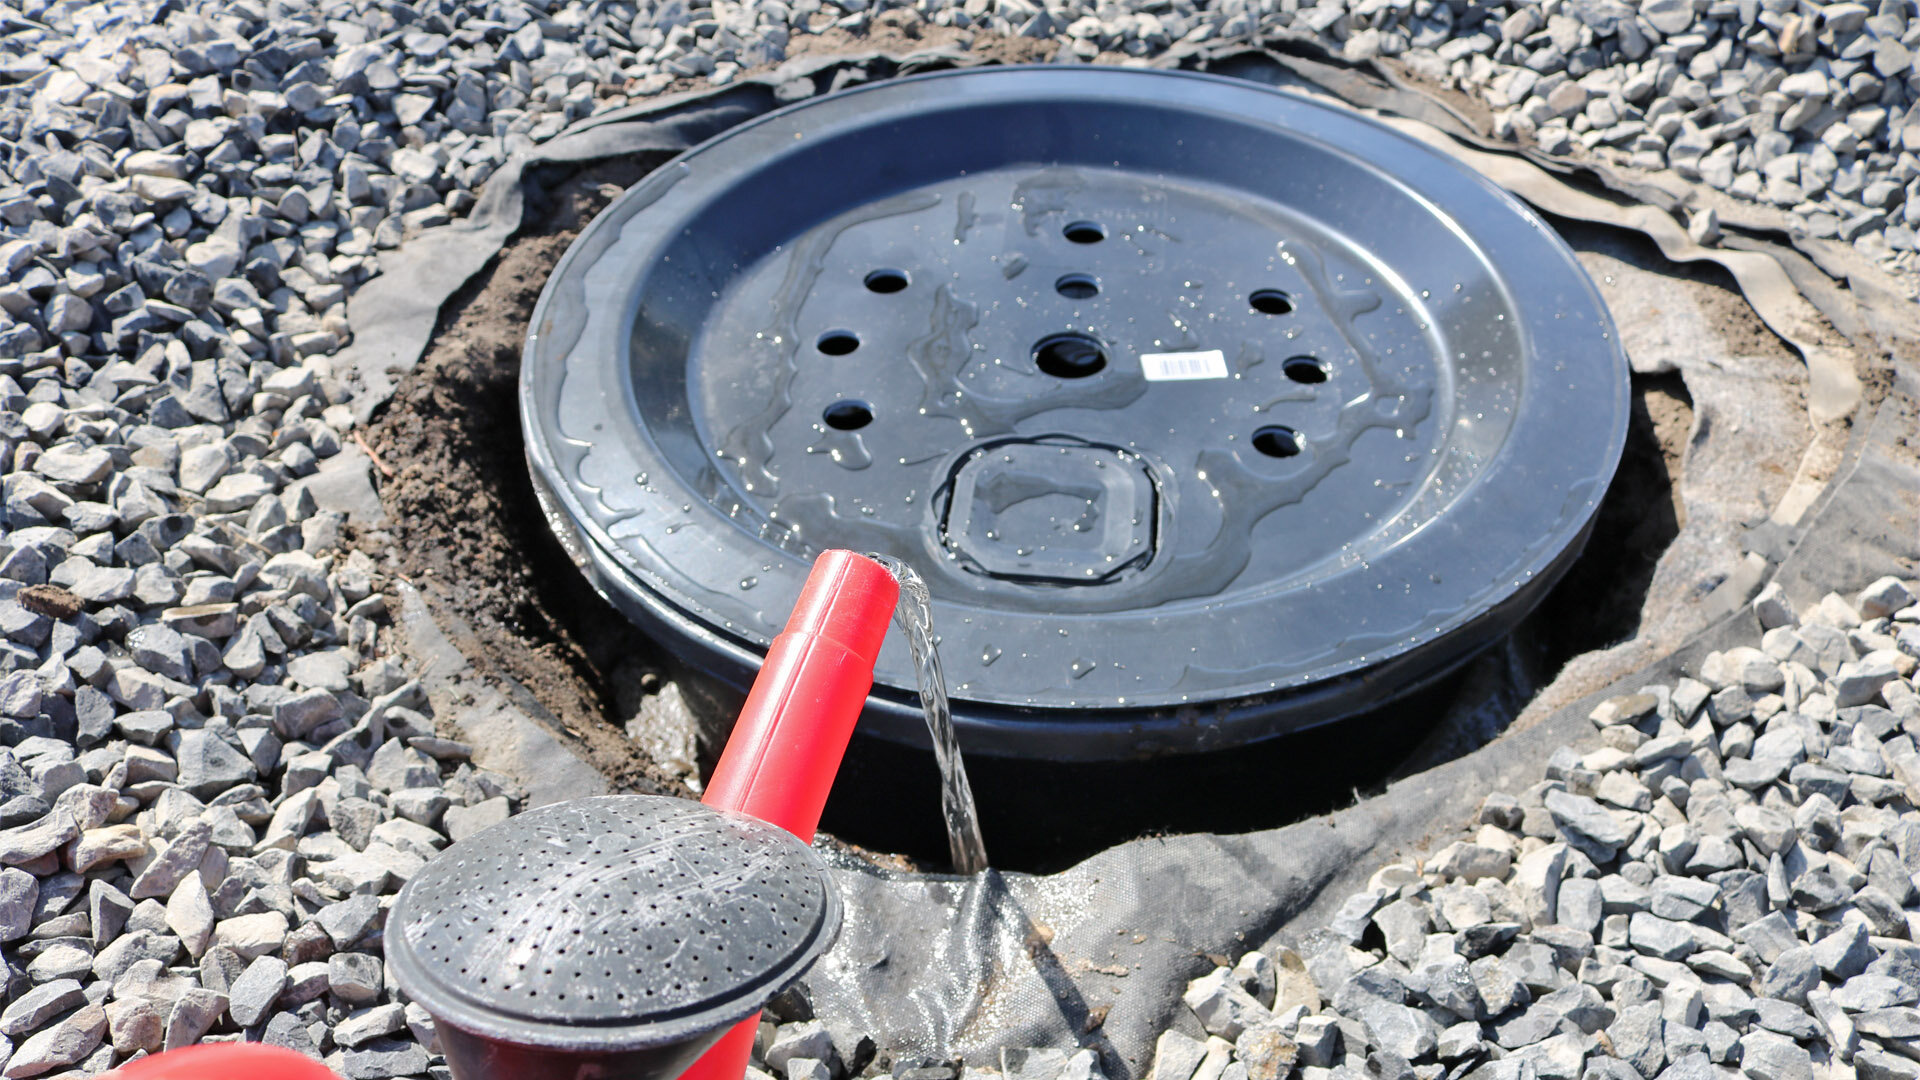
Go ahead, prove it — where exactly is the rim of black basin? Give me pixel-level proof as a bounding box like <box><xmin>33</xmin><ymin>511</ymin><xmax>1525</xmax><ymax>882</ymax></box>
<box><xmin>519</xmin><ymin>66</ymin><xmax>1629</xmax><ymax>761</ymax></box>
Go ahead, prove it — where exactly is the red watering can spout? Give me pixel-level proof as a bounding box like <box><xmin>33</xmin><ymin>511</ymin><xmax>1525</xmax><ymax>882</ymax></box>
<box><xmin>684</xmin><ymin>549</ymin><xmax>898</xmax><ymax>1080</ymax></box>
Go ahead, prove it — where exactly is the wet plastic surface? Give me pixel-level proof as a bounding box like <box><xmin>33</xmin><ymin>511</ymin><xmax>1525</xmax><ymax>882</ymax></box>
<box><xmin>521</xmin><ymin>66</ymin><xmax>1629</xmax><ymax>758</ymax></box>
<box><xmin>386</xmin><ymin>795</ymin><xmax>839</xmax><ymax>1077</ymax></box>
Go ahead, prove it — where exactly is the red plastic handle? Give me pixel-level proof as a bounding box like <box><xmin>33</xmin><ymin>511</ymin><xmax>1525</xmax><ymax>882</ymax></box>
<box><xmin>107</xmin><ymin>1044</ymin><xmax>340</xmax><ymax>1079</ymax></box>
<box><xmin>683</xmin><ymin>550</ymin><xmax>898</xmax><ymax>1080</ymax></box>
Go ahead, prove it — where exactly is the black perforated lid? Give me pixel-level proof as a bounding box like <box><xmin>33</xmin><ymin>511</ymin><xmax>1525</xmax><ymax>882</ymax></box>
<box><xmin>387</xmin><ymin>795</ymin><xmax>840</xmax><ymax>1052</ymax></box>
<box><xmin>520</xmin><ymin>66</ymin><xmax>1630</xmax><ymax>760</ymax></box>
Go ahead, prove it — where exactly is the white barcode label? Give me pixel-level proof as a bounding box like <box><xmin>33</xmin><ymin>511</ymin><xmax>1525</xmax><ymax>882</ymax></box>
<box><xmin>1140</xmin><ymin>349</ymin><xmax>1228</xmax><ymax>381</ymax></box>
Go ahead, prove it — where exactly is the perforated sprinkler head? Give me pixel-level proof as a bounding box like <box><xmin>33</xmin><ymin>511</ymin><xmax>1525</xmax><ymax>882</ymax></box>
<box><xmin>387</xmin><ymin>794</ymin><xmax>841</xmax><ymax>1080</ymax></box>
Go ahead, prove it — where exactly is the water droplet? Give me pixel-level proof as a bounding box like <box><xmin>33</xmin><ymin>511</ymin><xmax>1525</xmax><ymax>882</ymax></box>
<box><xmin>981</xmin><ymin>645</ymin><xmax>1002</xmax><ymax>666</ymax></box>
<box><xmin>738</xmin><ymin>577</ymin><xmax>757</xmax><ymax>590</ymax></box>
<box><xmin>1070</xmin><ymin>658</ymin><xmax>1097</xmax><ymax>679</ymax></box>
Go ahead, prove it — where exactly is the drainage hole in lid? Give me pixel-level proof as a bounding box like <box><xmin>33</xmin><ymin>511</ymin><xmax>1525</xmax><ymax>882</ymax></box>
<box><xmin>1033</xmin><ymin>333</ymin><xmax>1106</xmax><ymax>379</ymax></box>
<box><xmin>823</xmin><ymin>401</ymin><xmax>873</xmax><ymax>430</ymax></box>
<box><xmin>864</xmin><ymin>268</ymin><xmax>910</xmax><ymax>293</ymax></box>
<box><xmin>817</xmin><ymin>330</ymin><xmax>860</xmax><ymax>355</ymax></box>
<box><xmin>1055</xmin><ymin>273</ymin><xmax>1099</xmax><ymax>300</ymax></box>
<box><xmin>1282</xmin><ymin>356</ymin><xmax>1328</xmax><ymax>383</ymax></box>
<box><xmin>1063</xmin><ymin>221</ymin><xmax>1106</xmax><ymax>244</ymax></box>
<box><xmin>1250</xmin><ymin>290</ymin><xmax>1295</xmax><ymax>315</ymax></box>
<box><xmin>1252</xmin><ymin>425</ymin><xmax>1304</xmax><ymax>458</ymax></box>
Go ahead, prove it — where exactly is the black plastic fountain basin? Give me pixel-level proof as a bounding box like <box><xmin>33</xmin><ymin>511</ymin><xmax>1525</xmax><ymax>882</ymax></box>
<box><xmin>520</xmin><ymin>66</ymin><xmax>1629</xmax><ymax>761</ymax></box>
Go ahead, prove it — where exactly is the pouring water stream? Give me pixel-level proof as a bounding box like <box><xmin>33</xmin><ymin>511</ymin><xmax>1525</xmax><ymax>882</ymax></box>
<box><xmin>867</xmin><ymin>555</ymin><xmax>990</xmax><ymax>874</ymax></box>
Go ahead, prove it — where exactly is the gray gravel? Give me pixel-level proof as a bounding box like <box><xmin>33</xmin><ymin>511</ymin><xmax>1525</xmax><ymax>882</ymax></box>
<box><xmin>0</xmin><ymin>0</ymin><xmax>526</xmax><ymax>1043</ymax></box>
<box><xmin>1</xmin><ymin>0</ymin><xmax>1917</xmax><ymax>1073</ymax></box>
<box><xmin>1149</xmin><ymin>577</ymin><xmax>1920</xmax><ymax>1080</ymax></box>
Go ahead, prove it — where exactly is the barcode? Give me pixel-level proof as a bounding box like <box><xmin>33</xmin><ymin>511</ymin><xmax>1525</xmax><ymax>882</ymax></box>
<box><xmin>1140</xmin><ymin>349</ymin><xmax>1228</xmax><ymax>381</ymax></box>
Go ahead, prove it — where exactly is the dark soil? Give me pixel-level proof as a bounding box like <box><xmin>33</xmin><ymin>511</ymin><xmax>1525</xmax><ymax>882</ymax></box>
<box><xmin>366</xmin><ymin>157</ymin><xmax>691</xmax><ymax>800</ymax></box>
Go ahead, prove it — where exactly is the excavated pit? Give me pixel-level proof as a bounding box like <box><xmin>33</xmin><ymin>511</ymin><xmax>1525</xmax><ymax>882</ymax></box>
<box><xmin>362</xmin><ymin>156</ymin><xmax>1818</xmax><ymax>874</ymax></box>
